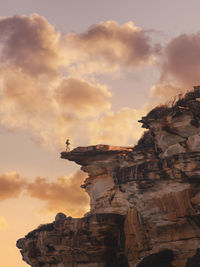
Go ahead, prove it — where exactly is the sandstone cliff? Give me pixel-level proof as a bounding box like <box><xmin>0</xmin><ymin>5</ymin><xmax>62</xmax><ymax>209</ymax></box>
<box><xmin>17</xmin><ymin>86</ymin><xmax>200</xmax><ymax>267</ymax></box>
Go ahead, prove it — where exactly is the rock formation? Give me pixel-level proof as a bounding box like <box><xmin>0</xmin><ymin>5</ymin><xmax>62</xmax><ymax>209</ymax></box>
<box><xmin>17</xmin><ymin>86</ymin><xmax>200</xmax><ymax>267</ymax></box>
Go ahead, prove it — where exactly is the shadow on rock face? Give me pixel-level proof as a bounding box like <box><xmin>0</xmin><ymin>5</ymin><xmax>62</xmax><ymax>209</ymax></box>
<box><xmin>137</xmin><ymin>250</ymin><xmax>174</xmax><ymax>267</ymax></box>
<box><xmin>105</xmin><ymin>253</ymin><xmax>129</xmax><ymax>267</ymax></box>
<box><xmin>186</xmin><ymin>248</ymin><xmax>200</xmax><ymax>267</ymax></box>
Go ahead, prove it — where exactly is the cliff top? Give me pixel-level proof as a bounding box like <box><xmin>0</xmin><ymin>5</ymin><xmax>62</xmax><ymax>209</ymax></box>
<box><xmin>139</xmin><ymin>85</ymin><xmax>200</xmax><ymax>128</ymax></box>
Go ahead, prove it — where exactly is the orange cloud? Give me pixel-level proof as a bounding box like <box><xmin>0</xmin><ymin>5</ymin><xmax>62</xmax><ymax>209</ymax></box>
<box><xmin>64</xmin><ymin>21</ymin><xmax>157</xmax><ymax>70</ymax></box>
<box><xmin>0</xmin><ymin>69</ymin><xmax>111</xmax><ymax>148</ymax></box>
<box><xmin>0</xmin><ymin>170</ymin><xmax>89</xmax><ymax>217</ymax></box>
<box><xmin>150</xmin><ymin>82</ymin><xmax>183</xmax><ymax>105</ymax></box>
<box><xmin>55</xmin><ymin>77</ymin><xmax>111</xmax><ymax>116</ymax></box>
<box><xmin>0</xmin><ymin>216</ymin><xmax>7</xmax><ymax>230</ymax></box>
<box><xmin>0</xmin><ymin>172</ymin><xmax>25</xmax><ymax>201</ymax></box>
<box><xmin>26</xmin><ymin>171</ymin><xmax>89</xmax><ymax>217</ymax></box>
<box><xmin>89</xmin><ymin>107</ymin><xmax>144</xmax><ymax>146</ymax></box>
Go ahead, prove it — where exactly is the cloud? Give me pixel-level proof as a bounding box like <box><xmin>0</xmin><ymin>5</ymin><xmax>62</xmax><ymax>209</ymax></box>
<box><xmin>151</xmin><ymin>30</ymin><xmax>200</xmax><ymax>102</ymax></box>
<box><xmin>0</xmin><ymin>170</ymin><xmax>89</xmax><ymax>217</ymax></box>
<box><xmin>55</xmin><ymin>77</ymin><xmax>111</xmax><ymax>116</ymax></box>
<box><xmin>0</xmin><ymin>14</ymin><xmax>61</xmax><ymax>77</ymax></box>
<box><xmin>89</xmin><ymin>107</ymin><xmax>144</xmax><ymax>146</ymax></box>
<box><xmin>0</xmin><ymin>15</ymin><xmax>156</xmax><ymax>76</ymax></box>
<box><xmin>26</xmin><ymin>171</ymin><xmax>89</xmax><ymax>217</ymax></box>
<box><xmin>0</xmin><ymin>216</ymin><xmax>7</xmax><ymax>230</ymax></box>
<box><xmin>0</xmin><ymin>69</ymin><xmax>111</xmax><ymax>148</ymax></box>
<box><xmin>63</xmin><ymin>21</ymin><xmax>157</xmax><ymax>71</ymax></box>
<box><xmin>0</xmin><ymin>14</ymin><xmax>118</xmax><ymax>149</ymax></box>
<box><xmin>0</xmin><ymin>172</ymin><xmax>25</xmax><ymax>201</ymax></box>
<box><xmin>164</xmin><ymin>32</ymin><xmax>200</xmax><ymax>86</ymax></box>
<box><xmin>150</xmin><ymin>82</ymin><xmax>183</xmax><ymax>105</ymax></box>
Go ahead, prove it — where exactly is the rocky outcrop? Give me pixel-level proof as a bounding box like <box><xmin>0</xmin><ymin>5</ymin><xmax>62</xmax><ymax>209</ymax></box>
<box><xmin>17</xmin><ymin>86</ymin><xmax>200</xmax><ymax>267</ymax></box>
<box><xmin>17</xmin><ymin>213</ymin><xmax>126</xmax><ymax>267</ymax></box>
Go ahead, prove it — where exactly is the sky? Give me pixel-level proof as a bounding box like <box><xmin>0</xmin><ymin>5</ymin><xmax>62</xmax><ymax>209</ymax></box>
<box><xmin>1</xmin><ymin>1</ymin><xmax>200</xmax><ymax>266</ymax></box>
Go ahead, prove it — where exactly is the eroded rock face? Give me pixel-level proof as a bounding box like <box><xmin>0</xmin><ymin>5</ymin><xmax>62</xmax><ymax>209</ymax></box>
<box><xmin>137</xmin><ymin>249</ymin><xmax>174</xmax><ymax>267</ymax></box>
<box><xmin>17</xmin><ymin>86</ymin><xmax>200</xmax><ymax>267</ymax></box>
<box><xmin>186</xmin><ymin>248</ymin><xmax>200</xmax><ymax>267</ymax></box>
<box><xmin>17</xmin><ymin>213</ymin><xmax>126</xmax><ymax>267</ymax></box>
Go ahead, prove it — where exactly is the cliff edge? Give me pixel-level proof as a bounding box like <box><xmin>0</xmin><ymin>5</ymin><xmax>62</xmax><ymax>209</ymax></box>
<box><xmin>17</xmin><ymin>86</ymin><xmax>200</xmax><ymax>267</ymax></box>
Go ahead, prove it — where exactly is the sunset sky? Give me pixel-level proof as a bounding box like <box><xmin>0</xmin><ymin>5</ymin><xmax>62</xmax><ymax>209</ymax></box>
<box><xmin>1</xmin><ymin>1</ymin><xmax>200</xmax><ymax>266</ymax></box>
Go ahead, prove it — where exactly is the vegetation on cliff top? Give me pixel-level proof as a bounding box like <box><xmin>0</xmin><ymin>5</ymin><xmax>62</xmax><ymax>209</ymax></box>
<box><xmin>141</xmin><ymin>86</ymin><xmax>200</xmax><ymax>124</ymax></box>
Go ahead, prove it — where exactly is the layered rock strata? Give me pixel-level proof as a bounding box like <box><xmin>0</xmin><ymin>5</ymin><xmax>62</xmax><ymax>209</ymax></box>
<box><xmin>17</xmin><ymin>86</ymin><xmax>200</xmax><ymax>267</ymax></box>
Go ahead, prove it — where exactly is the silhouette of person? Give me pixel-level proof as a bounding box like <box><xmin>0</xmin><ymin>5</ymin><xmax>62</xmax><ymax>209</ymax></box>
<box><xmin>66</xmin><ymin>139</ymin><xmax>71</xmax><ymax>151</ymax></box>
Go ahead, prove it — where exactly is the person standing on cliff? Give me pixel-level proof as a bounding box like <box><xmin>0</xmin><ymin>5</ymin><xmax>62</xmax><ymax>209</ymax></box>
<box><xmin>66</xmin><ymin>139</ymin><xmax>71</xmax><ymax>151</ymax></box>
